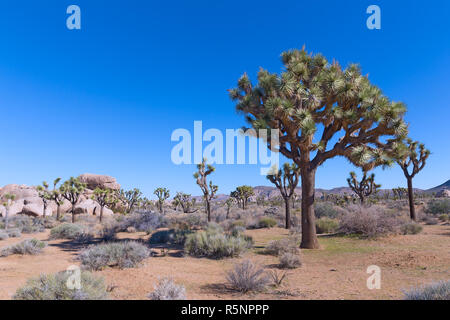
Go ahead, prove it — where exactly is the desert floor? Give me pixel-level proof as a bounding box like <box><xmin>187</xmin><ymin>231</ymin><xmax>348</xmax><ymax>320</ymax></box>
<box><xmin>1</xmin><ymin>224</ymin><xmax>449</xmax><ymax>300</ymax></box>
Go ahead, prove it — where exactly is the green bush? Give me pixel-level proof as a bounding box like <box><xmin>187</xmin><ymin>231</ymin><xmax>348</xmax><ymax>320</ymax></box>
<box><xmin>13</xmin><ymin>271</ymin><xmax>108</xmax><ymax>300</ymax></box>
<box><xmin>184</xmin><ymin>228</ymin><xmax>250</xmax><ymax>259</ymax></box>
<box><xmin>403</xmin><ymin>280</ymin><xmax>450</xmax><ymax>300</ymax></box>
<box><xmin>79</xmin><ymin>241</ymin><xmax>150</xmax><ymax>270</ymax></box>
<box><xmin>1</xmin><ymin>238</ymin><xmax>46</xmax><ymax>257</ymax></box>
<box><xmin>50</xmin><ymin>223</ymin><xmax>92</xmax><ymax>242</ymax></box>
<box><xmin>149</xmin><ymin>228</ymin><xmax>194</xmax><ymax>245</ymax></box>
<box><xmin>400</xmin><ymin>223</ymin><xmax>423</xmax><ymax>235</ymax></box>
<box><xmin>426</xmin><ymin>199</ymin><xmax>450</xmax><ymax>215</ymax></box>
<box><xmin>265</xmin><ymin>236</ymin><xmax>299</xmax><ymax>256</ymax></box>
<box><xmin>438</xmin><ymin>214</ymin><xmax>449</xmax><ymax>222</ymax></box>
<box><xmin>315</xmin><ymin>202</ymin><xmax>342</xmax><ymax>218</ymax></box>
<box><xmin>258</xmin><ymin>217</ymin><xmax>277</xmax><ymax>229</ymax></box>
<box><xmin>315</xmin><ymin>217</ymin><xmax>339</xmax><ymax>234</ymax></box>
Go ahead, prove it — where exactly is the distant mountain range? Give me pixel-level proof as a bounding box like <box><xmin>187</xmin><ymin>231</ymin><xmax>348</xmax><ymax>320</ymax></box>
<box><xmin>198</xmin><ymin>179</ymin><xmax>450</xmax><ymax>202</ymax></box>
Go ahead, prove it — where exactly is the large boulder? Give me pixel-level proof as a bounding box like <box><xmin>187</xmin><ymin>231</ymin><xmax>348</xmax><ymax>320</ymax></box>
<box><xmin>78</xmin><ymin>174</ymin><xmax>121</xmax><ymax>190</ymax></box>
<box><xmin>74</xmin><ymin>199</ymin><xmax>113</xmax><ymax>217</ymax></box>
<box><xmin>436</xmin><ymin>188</ymin><xmax>450</xmax><ymax>198</ymax></box>
<box><xmin>21</xmin><ymin>203</ymin><xmax>52</xmax><ymax>217</ymax></box>
<box><xmin>0</xmin><ymin>184</ymin><xmax>38</xmax><ymax>200</ymax></box>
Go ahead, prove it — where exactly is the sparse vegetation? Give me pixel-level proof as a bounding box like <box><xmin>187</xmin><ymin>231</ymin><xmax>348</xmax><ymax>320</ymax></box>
<box><xmin>13</xmin><ymin>271</ymin><xmax>108</xmax><ymax>300</ymax></box>
<box><xmin>1</xmin><ymin>238</ymin><xmax>46</xmax><ymax>257</ymax></box>
<box><xmin>426</xmin><ymin>199</ymin><xmax>450</xmax><ymax>215</ymax></box>
<box><xmin>400</xmin><ymin>222</ymin><xmax>423</xmax><ymax>235</ymax></box>
<box><xmin>316</xmin><ymin>217</ymin><xmax>339</xmax><ymax>234</ymax></box>
<box><xmin>148</xmin><ymin>278</ymin><xmax>186</xmax><ymax>300</ymax></box>
<box><xmin>79</xmin><ymin>241</ymin><xmax>150</xmax><ymax>270</ymax></box>
<box><xmin>226</xmin><ymin>260</ymin><xmax>269</xmax><ymax>293</ymax></box>
<box><xmin>403</xmin><ymin>280</ymin><xmax>450</xmax><ymax>300</ymax></box>
<box><xmin>279</xmin><ymin>252</ymin><xmax>302</xmax><ymax>269</ymax></box>
<box><xmin>258</xmin><ymin>216</ymin><xmax>277</xmax><ymax>229</ymax></box>
<box><xmin>50</xmin><ymin>223</ymin><xmax>92</xmax><ymax>241</ymax></box>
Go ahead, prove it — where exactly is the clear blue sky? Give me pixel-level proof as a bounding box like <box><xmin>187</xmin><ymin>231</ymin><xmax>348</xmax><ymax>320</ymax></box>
<box><xmin>0</xmin><ymin>0</ymin><xmax>449</xmax><ymax>198</ymax></box>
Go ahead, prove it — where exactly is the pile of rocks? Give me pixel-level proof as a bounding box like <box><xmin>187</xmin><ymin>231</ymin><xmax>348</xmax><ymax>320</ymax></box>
<box><xmin>0</xmin><ymin>174</ymin><xmax>120</xmax><ymax>218</ymax></box>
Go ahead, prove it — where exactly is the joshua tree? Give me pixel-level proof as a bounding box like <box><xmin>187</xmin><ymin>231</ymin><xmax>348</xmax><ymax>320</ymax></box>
<box><xmin>397</xmin><ymin>139</ymin><xmax>430</xmax><ymax>221</ymax></box>
<box><xmin>225</xmin><ymin>197</ymin><xmax>235</xmax><ymax>219</ymax></box>
<box><xmin>347</xmin><ymin>171</ymin><xmax>381</xmax><ymax>204</ymax></box>
<box><xmin>392</xmin><ymin>187</ymin><xmax>408</xmax><ymax>200</ymax></box>
<box><xmin>154</xmin><ymin>187</ymin><xmax>170</xmax><ymax>213</ymax></box>
<box><xmin>60</xmin><ymin>177</ymin><xmax>86</xmax><ymax>223</ymax></box>
<box><xmin>231</xmin><ymin>186</ymin><xmax>254</xmax><ymax>210</ymax></box>
<box><xmin>267</xmin><ymin>163</ymin><xmax>300</xmax><ymax>229</ymax></box>
<box><xmin>229</xmin><ymin>47</ymin><xmax>407</xmax><ymax>248</ymax></box>
<box><xmin>292</xmin><ymin>192</ymin><xmax>299</xmax><ymax>209</ymax></box>
<box><xmin>92</xmin><ymin>188</ymin><xmax>114</xmax><ymax>222</ymax></box>
<box><xmin>194</xmin><ymin>158</ymin><xmax>218</xmax><ymax>222</ymax></box>
<box><xmin>49</xmin><ymin>178</ymin><xmax>65</xmax><ymax>220</ymax></box>
<box><xmin>36</xmin><ymin>181</ymin><xmax>52</xmax><ymax>217</ymax></box>
<box><xmin>256</xmin><ymin>194</ymin><xmax>266</xmax><ymax>206</ymax></box>
<box><xmin>119</xmin><ymin>188</ymin><xmax>143</xmax><ymax>214</ymax></box>
<box><xmin>2</xmin><ymin>193</ymin><xmax>16</xmax><ymax>230</ymax></box>
<box><xmin>173</xmin><ymin>192</ymin><xmax>198</xmax><ymax>213</ymax></box>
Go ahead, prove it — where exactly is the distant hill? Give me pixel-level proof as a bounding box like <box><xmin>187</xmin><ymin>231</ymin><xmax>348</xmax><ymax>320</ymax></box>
<box><xmin>426</xmin><ymin>179</ymin><xmax>450</xmax><ymax>193</ymax></box>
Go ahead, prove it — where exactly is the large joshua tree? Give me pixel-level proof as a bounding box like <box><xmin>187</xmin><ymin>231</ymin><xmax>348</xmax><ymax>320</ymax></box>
<box><xmin>2</xmin><ymin>193</ymin><xmax>16</xmax><ymax>230</ymax></box>
<box><xmin>154</xmin><ymin>187</ymin><xmax>170</xmax><ymax>213</ymax></box>
<box><xmin>119</xmin><ymin>188</ymin><xmax>143</xmax><ymax>214</ymax></box>
<box><xmin>194</xmin><ymin>158</ymin><xmax>218</xmax><ymax>222</ymax></box>
<box><xmin>229</xmin><ymin>47</ymin><xmax>408</xmax><ymax>248</ymax></box>
<box><xmin>346</xmin><ymin>171</ymin><xmax>381</xmax><ymax>204</ymax></box>
<box><xmin>267</xmin><ymin>163</ymin><xmax>300</xmax><ymax>229</ymax></box>
<box><xmin>92</xmin><ymin>188</ymin><xmax>114</xmax><ymax>222</ymax></box>
<box><xmin>397</xmin><ymin>139</ymin><xmax>430</xmax><ymax>221</ymax></box>
<box><xmin>60</xmin><ymin>177</ymin><xmax>86</xmax><ymax>223</ymax></box>
<box><xmin>230</xmin><ymin>185</ymin><xmax>254</xmax><ymax>210</ymax></box>
<box><xmin>173</xmin><ymin>192</ymin><xmax>198</xmax><ymax>213</ymax></box>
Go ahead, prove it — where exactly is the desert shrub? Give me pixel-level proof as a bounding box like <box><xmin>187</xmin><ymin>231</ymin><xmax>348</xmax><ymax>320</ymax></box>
<box><xmin>118</xmin><ymin>211</ymin><xmax>167</xmax><ymax>233</ymax></box>
<box><xmin>184</xmin><ymin>228</ymin><xmax>250</xmax><ymax>259</ymax></box>
<box><xmin>315</xmin><ymin>217</ymin><xmax>339</xmax><ymax>234</ymax></box>
<box><xmin>100</xmin><ymin>224</ymin><xmax>117</xmax><ymax>242</ymax></box>
<box><xmin>226</xmin><ymin>260</ymin><xmax>269</xmax><ymax>293</ymax></box>
<box><xmin>426</xmin><ymin>199</ymin><xmax>450</xmax><ymax>215</ymax></box>
<box><xmin>231</xmin><ymin>220</ymin><xmax>246</xmax><ymax>228</ymax></box>
<box><xmin>50</xmin><ymin>223</ymin><xmax>92</xmax><ymax>242</ymax></box>
<box><xmin>400</xmin><ymin>223</ymin><xmax>423</xmax><ymax>235</ymax></box>
<box><xmin>279</xmin><ymin>252</ymin><xmax>302</xmax><ymax>269</ymax></box>
<box><xmin>403</xmin><ymin>280</ymin><xmax>450</xmax><ymax>300</ymax></box>
<box><xmin>148</xmin><ymin>278</ymin><xmax>186</xmax><ymax>300</ymax></box>
<box><xmin>257</xmin><ymin>217</ymin><xmax>277</xmax><ymax>229</ymax></box>
<box><xmin>1</xmin><ymin>215</ymin><xmax>45</xmax><ymax>234</ymax></box>
<box><xmin>6</xmin><ymin>228</ymin><xmax>22</xmax><ymax>238</ymax></box>
<box><xmin>230</xmin><ymin>226</ymin><xmax>246</xmax><ymax>237</ymax></box>
<box><xmin>79</xmin><ymin>241</ymin><xmax>150</xmax><ymax>270</ymax></box>
<box><xmin>315</xmin><ymin>202</ymin><xmax>344</xmax><ymax>219</ymax></box>
<box><xmin>0</xmin><ymin>231</ymin><xmax>9</xmax><ymax>240</ymax></box>
<box><xmin>338</xmin><ymin>205</ymin><xmax>405</xmax><ymax>238</ymax></box>
<box><xmin>438</xmin><ymin>214</ymin><xmax>449</xmax><ymax>222</ymax></box>
<box><xmin>1</xmin><ymin>238</ymin><xmax>46</xmax><ymax>257</ymax></box>
<box><xmin>265</xmin><ymin>236</ymin><xmax>299</xmax><ymax>256</ymax></box>
<box><xmin>422</xmin><ymin>216</ymin><xmax>439</xmax><ymax>225</ymax></box>
<box><xmin>13</xmin><ymin>271</ymin><xmax>108</xmax><ymax>300</ymax></box>
<box><xmin>149</xmin><ymin>228</ymin><xmax>193</xmax><ymax>246</ymax></box>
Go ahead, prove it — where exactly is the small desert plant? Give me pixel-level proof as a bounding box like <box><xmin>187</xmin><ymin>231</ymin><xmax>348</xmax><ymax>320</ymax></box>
<box><xmin>2</xmin><ymin>215</ymin><xmax>45</xmax><ymax>234</ymax></box>
<box><xmin>265</xmin><ymin>236</ymin><xmax>300</xmax><ymax>256</ymax></box>
<box><xmin>6</xmin><ymin>228</ymin><xmax>21</xmax><ymax>238</ymax></box>
<box><xmin>50</xmin><ymin>223</ymin><xmax>91</xmax><ymax>241</ymax></box>
<box><xmin>226</xmin><ymin>260</ymin><xmax>269</xmax><ymax>293</ymax></box>
<box><xmin>1</xmin><ymin>238</ymin><xmax>46</xmax><ymax>257</ymax></box>
<box><xmin>148</xmin><ymin>277</ymin><xmax>186</xmax><ymax>300</ymax></box>
<box><xmin>425</xmin><ymin>199</ymin><xmax>450</xmax><ymax>215</ymax></box>
<box><xmin>279</xmin><ymin>252</ymin><xmax>302</xmax><ymax>269</ymax></box>
<box><xmin>315</xmin><ymin>217</ymin><xmax>339</xmax><ymax>234</ymax></box>
<box><xmin>314</xmin><ymin>202</ymin><xmax>343</xmax><ymax>219</ymax></box>
<box><xmin>422</xmin><ymin>216</ymin><xmax>439</xmax><ymax>225</ymax></box>
<box><xmin>438</xmin><ymin>214</ymin><xmax>449</xmax><ymax>222</ymax></box>
<box><xmin>13</xmin><ymin>271</ymin><xmax>108</xmax><ymax>300</ymax></box>
<box><xmin>0</xmin><ymin>230</ymin><xmax>9</xmax><ymax>240</ymax></box>
<box><xmin>118</xmin><ymin>211</ymin><xmax>167</xmax><ymax>233</ymax></box>
<box><xmin>400</xmin><ymin>222</ymin><xmax>423</xmax><ymax>235</ymax></box>
<box><xmin>79</xmin><ymin>241</ymin><xmax>150</xmax><ymax>270</ymax></box>
<box><xmin>403</xmin><ymin>280</ymin><xmax>450</xmax><ymax>300</ymax></box>
<box><xmin>149</xmin><ymin>228</ymin><xmax>194</xmax><ymax>246</ymax></box>
<box><xmin>258</xmin><ymin>217</ymin><xmax>277</xmax><ymax>229</ymax></box>
<box><xmin>184</xmin><ymin>228</ymin><xmax>250</xmax><ymax>259</ymax></box>
<box><xmin>268</xmin><ymin>269</ymin><xmax>288</xmax><ymax>287</ymax></box>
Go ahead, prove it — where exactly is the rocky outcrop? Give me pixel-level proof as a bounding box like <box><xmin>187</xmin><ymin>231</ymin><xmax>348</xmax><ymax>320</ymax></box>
<box><xmin>436</xmin><ymin>188</ymin><xmax>450</xmax><ymax>198</ymax></box>
<box><xmin>78</xmin><ymin>174</ymin><xmax>121</xmax><ymax>190</ymax></box>
<box><xmin>74</xmin><ymin>199</ymin><xmax>113</xmax><ymax>216</ymax></box>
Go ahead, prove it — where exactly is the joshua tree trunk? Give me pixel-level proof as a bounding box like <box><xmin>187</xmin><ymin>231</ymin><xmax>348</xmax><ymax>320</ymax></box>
<box><xmin>359</xmin><ymin>195</ymin><xmax>365</xmax><ymax>204</ymax></box>
<box><xmin>300</xmin><ymin>167</ymin><xmax>319</xmax><ymax>249</ymax></box>
<box><xmin>71</xmin><ymin>204</ymin><xmax>76</xmax><ymax>223</ymax></box>
<box><xmin>5</xmin><ymin>208</ymin><xmax>9</xmax><ymax>230</ymax></box>
<box><xmin>99</xmin><ymin>206</ymin><xmax>104</xmax><ymax>223</ymax></box>
<box><xmin>284</xmin><ymin>197</ymin><xmax>291</xmax><ymax>229</ymax></box>
<box><xmin>56</xmin><ymin>205</ymin><xmax>61</xmax><ymax>221</ymax></box>
<box><xmin>407</xmin><ymin>177</ymin><xmax>417</xmax><ymax>221</ymax></box>
<box><xmin>206</xmin><ymin>200</ymin><xmax>211</xmax><ymax>222</ymax></box>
